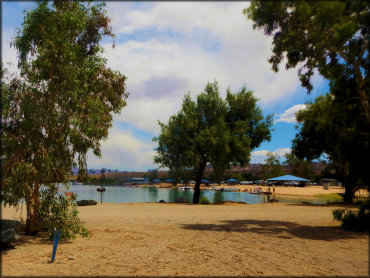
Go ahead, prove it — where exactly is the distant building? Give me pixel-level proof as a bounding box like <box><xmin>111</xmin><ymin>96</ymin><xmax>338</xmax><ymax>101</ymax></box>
<box><xmin>319</xmin><ymin>178</ymin><xmax>342</xmax><ymax>187</ymax></box>
<box><xmin>126</xmin><ymin>178</ymin><xmax>149</xmax><ymax>185</ymax></box>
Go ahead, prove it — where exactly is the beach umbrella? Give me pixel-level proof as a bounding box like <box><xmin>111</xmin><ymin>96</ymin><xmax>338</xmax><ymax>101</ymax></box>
<box><xmin>266</xmin><ymin>175</ymin><xmax>310</xmax><ymax>182</ymax></box>
<box><xmin>152</xmin><ymin>179</ymin><xmax>160</xmax><ymax>182</ymax></box>
<box><xmin>226</xmin><ymin>178</ymin><xmax>238</xmax><ymax>182</ymax></box>
<box><xmin>166</xmin><ymin>179</ymin><xmax>175</xmax><ymax>182</ymax></box>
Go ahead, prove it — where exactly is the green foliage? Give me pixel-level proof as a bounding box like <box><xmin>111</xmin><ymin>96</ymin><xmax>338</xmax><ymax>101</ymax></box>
<box><xmin>1</xmin><ymin>0</ymin><xmax>128</xmax><ymax>234</ymax></box>
<box><xmin>332</xmin><ymin>200</ymin><xmax>370</xmax><ymax>232</ymax></box>
<box><xmin>292</xmin><ymin>79</ymin><xmax>370</xmax><ymax>202</ymax></box>
<box><xmin>244</xmin><ymin>0</ymin><xmax>370</xmax><ymax>120</ymax></box>
<box><xmin>153</xmin><ymin>81</ymin><xmax>272</xmax><ymax>203</ymax></box>
<box><xmin>199</xmin><ymin>196</ymin><xmax>210</xmax><ymax>204</ymax></box>
<box><xmin>262</xmin><ymin>152</ymin><xmax>283</xmax><ymax>179</ymax></box>
<box><xmin>283</xmin><ymin>152</ymin><xmax>314</xmax><ymax>180</ymax></box>
<box><xmin>38</xmin><ymin>185</ymin><xmax>89</xmax><ymax>240</ymax></box>
<box><xmin>230</xmin><ymin>173</ymin><xmax>244</xmax><ymax>181</ymax></box>
<box><xmin>242</xmin><ymin>171</ymin><xmax>261</xmax><ymax>181</ymax></box>
<box><xmin>147</xmin><ymin>169</ymin><xmax>159</xmax><ymax>181</ymax></box>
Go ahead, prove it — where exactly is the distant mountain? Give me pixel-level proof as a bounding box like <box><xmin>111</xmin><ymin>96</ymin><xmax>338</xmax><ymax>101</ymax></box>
<box><xmin>71</xmin><ymin>162</ymin><xmax>325</xmax><ymax>178</ymax></box>
<box><xmin>71</xmin><ymin>167</ymin><xmax>127</xmax><ymax>176</ymax></box>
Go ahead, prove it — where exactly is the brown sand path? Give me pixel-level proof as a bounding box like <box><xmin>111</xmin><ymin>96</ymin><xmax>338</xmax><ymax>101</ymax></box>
<box><xmin>1</xmin><ymin>203</ymin><xmax>368</xmax><ymax>276</ymax></box>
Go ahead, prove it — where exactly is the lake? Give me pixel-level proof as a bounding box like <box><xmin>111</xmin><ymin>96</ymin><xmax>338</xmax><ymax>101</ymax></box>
<box><xmin>64</xmin><ymin>184</ymin><xmax>333</xmax><ymax>205</ymax></box>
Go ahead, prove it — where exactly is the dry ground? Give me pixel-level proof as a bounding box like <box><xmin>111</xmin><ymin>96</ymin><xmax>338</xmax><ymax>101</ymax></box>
<box><xmin>1</xmin><ymin>202</ymin><xmax>368</xmax><ymax>277</ymax></box>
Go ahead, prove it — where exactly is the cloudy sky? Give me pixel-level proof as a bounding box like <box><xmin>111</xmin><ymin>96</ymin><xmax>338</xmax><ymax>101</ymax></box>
<box><xmin>2</xmin><ymin>2</ymin><xmax>328</xmax><ymax>171</ymax></box>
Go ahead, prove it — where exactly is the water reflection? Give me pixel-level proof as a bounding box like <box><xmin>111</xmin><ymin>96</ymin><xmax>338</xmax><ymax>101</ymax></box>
<box><xmin>213</xmin><ymin>191</ymin><xmax>224</xmax><ymax>203</ymax></box>
<box><xmin>147</xmin><ymin>187</ymin><xmax>158</xmax><ymax>203</ymax></box>
<box><xmin>62</xmin><ymin>184</ymin><xmax>335</xmax><ymax>205</ymax></box>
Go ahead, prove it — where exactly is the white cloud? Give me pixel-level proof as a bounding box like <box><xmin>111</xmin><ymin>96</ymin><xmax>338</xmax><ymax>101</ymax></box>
<box><xmin>86</xmin><ymin>127</ymin><xmax>156</xmax><ymax>171</ymax></box>
<box><xmin>250</xmin><ymin>148</ymin><xmax>291</xmax><ymax>164</ymax></box>
<box><xmin>2</xmin><ymin>2</ymin><xmax>310</xmax><ymax>172</ymax></box>
<box><xmin>113</xmin><ymin>97</ymin><xmax>182</xmax><ymax>134</ymax></box>
<box><xmin>276</xmin><ymin>104</ymin><xmax>307</xmax><ymax>123</ymax></box>
<box><xmin>100</xmin><ymin>2</ymin><xmax>302</xmax><ymax>134</ymax></box>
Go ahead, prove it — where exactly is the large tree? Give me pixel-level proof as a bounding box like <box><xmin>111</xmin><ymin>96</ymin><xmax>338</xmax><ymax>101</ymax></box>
<box><xmin>292</xmin><ymin>76</ymin><xmax>370</xmax><ymax>202</ymax></box>
<box><xmin>1</xmin><ymin>1</ymin><xmax>128</xmax><ymax>234</ymax></box>
<box><xmin>154</xmin><ymin>81</ymin><xmax>272</xmax><ymax>203</ymax></box>
<box><xmin>244</xmin><ymin>1</ymin><xmax>370</xmax><ymax>122</ymax></box>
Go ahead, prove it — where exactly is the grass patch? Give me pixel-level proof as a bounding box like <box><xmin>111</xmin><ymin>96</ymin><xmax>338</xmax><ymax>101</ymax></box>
<box><xmin>314</xmin><ymin>193</ymin><xmax>342</xmax><ymax>201</ymax></box>
<box><xmin>199</xmin><ymin>196</ymin><xmax>210</xmax><ymax>204</ymax></box>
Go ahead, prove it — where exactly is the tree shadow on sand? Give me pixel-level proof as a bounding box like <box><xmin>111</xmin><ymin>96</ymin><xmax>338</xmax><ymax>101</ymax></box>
<box><xmin>1</xmin><ymin>232</ymin><xmax>74</xmax><ymax>255</ymax></box>
<box><xmin>180</xmin><ymin>219</ymin><xmax>366</xmax><ymax>241</ymax></box>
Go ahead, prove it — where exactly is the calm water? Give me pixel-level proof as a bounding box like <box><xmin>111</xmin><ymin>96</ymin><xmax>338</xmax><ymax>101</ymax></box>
<box><xmin>63</xmin><ymin>184</ymin><xmax>331</xmax><ymax>205</ymax></box>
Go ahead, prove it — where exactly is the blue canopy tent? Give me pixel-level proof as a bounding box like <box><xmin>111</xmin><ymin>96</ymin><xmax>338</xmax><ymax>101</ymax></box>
<box><xmin>266</xmin><ymin>175</ymin><xmax>310</xmax><ymax>182</ymax></box>
<box><xmin>225</xmin><ymin>178</ymin><xmax>239</xmax><ymax>185</ymax></box>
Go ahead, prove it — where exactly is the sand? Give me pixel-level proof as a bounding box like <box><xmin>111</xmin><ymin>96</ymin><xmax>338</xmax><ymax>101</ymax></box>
<box><xmin>1</xmin><ymin>202</ymin><xmax>368</xmax><ymax>277</ymax></box>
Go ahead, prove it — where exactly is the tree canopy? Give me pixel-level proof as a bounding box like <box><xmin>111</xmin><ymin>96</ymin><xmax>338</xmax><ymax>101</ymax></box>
<box><xmin>292</xmin><ymin>76</ymin><xmax>370</xmax><ymax>202</ymax></box>
<box><xmin>153</xmin><ymin>81</ymin><xmax>272</xmax><ymax>203</ymax></box>
<box><xmin>262</xmin><ymin>152</ymin><xmax>283</xmax><ymax>179</ymax></box>
<box><xmin>1</xmin><ymin>0</ymin><xmax>128</xmax><ymax>234</ymax></box>
<box><xmin>283</xmin><ymin>152</ymin><xmax>314</xmax><ymax>180</ymax></box>
<box><xmin>244</xmin><ymin>0</ymin><xmax>370</xmax><ymax>121</ymax></box>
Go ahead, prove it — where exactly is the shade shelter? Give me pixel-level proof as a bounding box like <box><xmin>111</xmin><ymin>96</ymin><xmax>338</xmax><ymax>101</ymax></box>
<box><xmin>267</xmin><ymin>175</ymin><xmax>310</xmax><ymax>189</ymax></box>
<box><xmin>225</xmin><ymin>178</ymin><xmax>239</xmax><ymax>185</ymax></box>
<box><xmin>266</xmin><ymin>175</ymin><xmax>310</xmax><ymax>182</ymax></box>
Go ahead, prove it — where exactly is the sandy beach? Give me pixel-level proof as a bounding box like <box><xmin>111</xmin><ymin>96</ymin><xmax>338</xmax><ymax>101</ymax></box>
<box><xmin>1</xmin><ymin>201</ymin><xmax>368</xmax><ymax>276</ymax></box>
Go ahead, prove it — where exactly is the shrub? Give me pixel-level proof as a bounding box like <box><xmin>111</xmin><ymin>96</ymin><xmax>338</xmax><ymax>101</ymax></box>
<box><xmin>332</xmin><ymin>200</ymin><xmax>370</xmax><ymax>232</ymax></box>
<box><xmin>77</xmin><ymin>200</ymin><xmax>97</xmax><ymax>206</ymax></box>
<box><xmin>38</xmin><ymin>185</ymin><xmax>89</xmax><ymax>240</ymax></box>
<box><xmin>199</xmin><ymin>196</ymin><xmax>210</xmax><ymax>204</ymax></box>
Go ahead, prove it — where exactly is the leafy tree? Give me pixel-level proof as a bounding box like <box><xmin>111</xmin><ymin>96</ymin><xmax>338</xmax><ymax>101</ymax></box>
<box><xmin>261</xmin><ymin>152</ymin><xmax>283</xmax><ymax>179</ymax></box>
<box><xmin>1</xmin><ymin>1</ymin><xmax>128</xmax><ymax>235</ymax></box>
<box><xmin>293</xmin><ymin>76</ymin><xmax>370</xmax><ymax>202</ymax></box>
<box><xmin>147</xmin><ymin>169</ymin><xmax>158</xmax><ymax>182</ymax></box>
<box><xmin>283</xmin><ymin>151</ymin><xmax>314</xmax><ymax>180</ymax></box>
<box><xmin>154</xmin><ymin>81</ymin><xmax>272</xmax><ymax>203</ymax></box>
<box><xmin>242</xmin><ymin>171</ymin><xmax>261</xmax><ymax>181</ymax></box>
<box><xmin>230</xmin><ymin>173</ymin><xmax>244</xmax><ymax>181</ymax></box>
<box><xmin>244</xmin><ymin>1</ymin><xmax>370</xmax><ymax>121</ymax></box>
<box><xmin>100</xmin><ymin>168</ymin><xmax>106</xmax><ymax>180</ymax></box>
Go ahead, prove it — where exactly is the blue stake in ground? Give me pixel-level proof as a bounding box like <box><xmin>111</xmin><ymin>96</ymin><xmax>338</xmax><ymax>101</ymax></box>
<box><xmin>51</xmin><ymin>228</ymin><xmax>61</xmax><ymax>263</ymax></box>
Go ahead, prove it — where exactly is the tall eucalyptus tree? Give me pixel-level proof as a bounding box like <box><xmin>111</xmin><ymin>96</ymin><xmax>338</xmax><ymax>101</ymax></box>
<box><xmin>2</xmin><ymin>1</ymin><xmax>128</xmax><ymax>234</ymax></box>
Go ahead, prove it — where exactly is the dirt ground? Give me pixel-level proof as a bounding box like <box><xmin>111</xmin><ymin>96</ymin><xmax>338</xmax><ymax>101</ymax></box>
<box><xmin>1</xmin><ymin>202</ymin><xmax>368</xmax><ymax>277</ymax></box>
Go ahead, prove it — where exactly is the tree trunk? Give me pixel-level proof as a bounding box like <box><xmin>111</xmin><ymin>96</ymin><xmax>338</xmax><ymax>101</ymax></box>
<box><xmin>344</xmin><ymin>163</ymin><xmax>355</xmax><ymax>203</ymax></box>
<box><xmin>358</xmin><ymin>87</ymin><xmax>370</xmax><ymax>122</ymax></box>
<box><xmin>193</xmin><ymin>157</ymin><xmax>207</xmax><ymax>204</ymax></box>
<box><xmin>25</xmin><ymin>181</ymin><xmax>41</xmax><ymax>235</ymax></box>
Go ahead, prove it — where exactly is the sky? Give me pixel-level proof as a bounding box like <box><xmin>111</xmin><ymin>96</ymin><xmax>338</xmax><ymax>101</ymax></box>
<box><xmin>2</xmin><ymin>1</ymin><xmax>329</xmax><ymax>171</ymax></box>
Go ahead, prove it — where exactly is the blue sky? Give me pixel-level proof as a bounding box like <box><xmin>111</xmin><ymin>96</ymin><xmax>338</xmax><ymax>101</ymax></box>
<box><xmin>2</xmin><ymin>2</ymin><xmax>329</xmax><ymax>170</ymax></box>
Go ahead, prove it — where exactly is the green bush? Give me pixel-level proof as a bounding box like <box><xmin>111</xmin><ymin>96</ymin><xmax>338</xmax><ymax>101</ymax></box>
<box><xmin>38</xmin><ymin>186</ymin><xmax>89</xmax><ymax>240</ymax></box>
<box><xmin>332</xmin><ymin>200</ymin><xmax>370</xmax><ymax>232</ymax></box>
<box><xmin>199</xmin><ymin>196</ymin><xmax>210</xmax><ymax>204</ymax></box>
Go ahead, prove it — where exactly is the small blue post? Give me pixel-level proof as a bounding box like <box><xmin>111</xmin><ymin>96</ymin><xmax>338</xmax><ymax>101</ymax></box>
<box><xmin>51</xmin><ymin>228</ymin><xmax>61</xmax><ymax>263</ymax></box>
